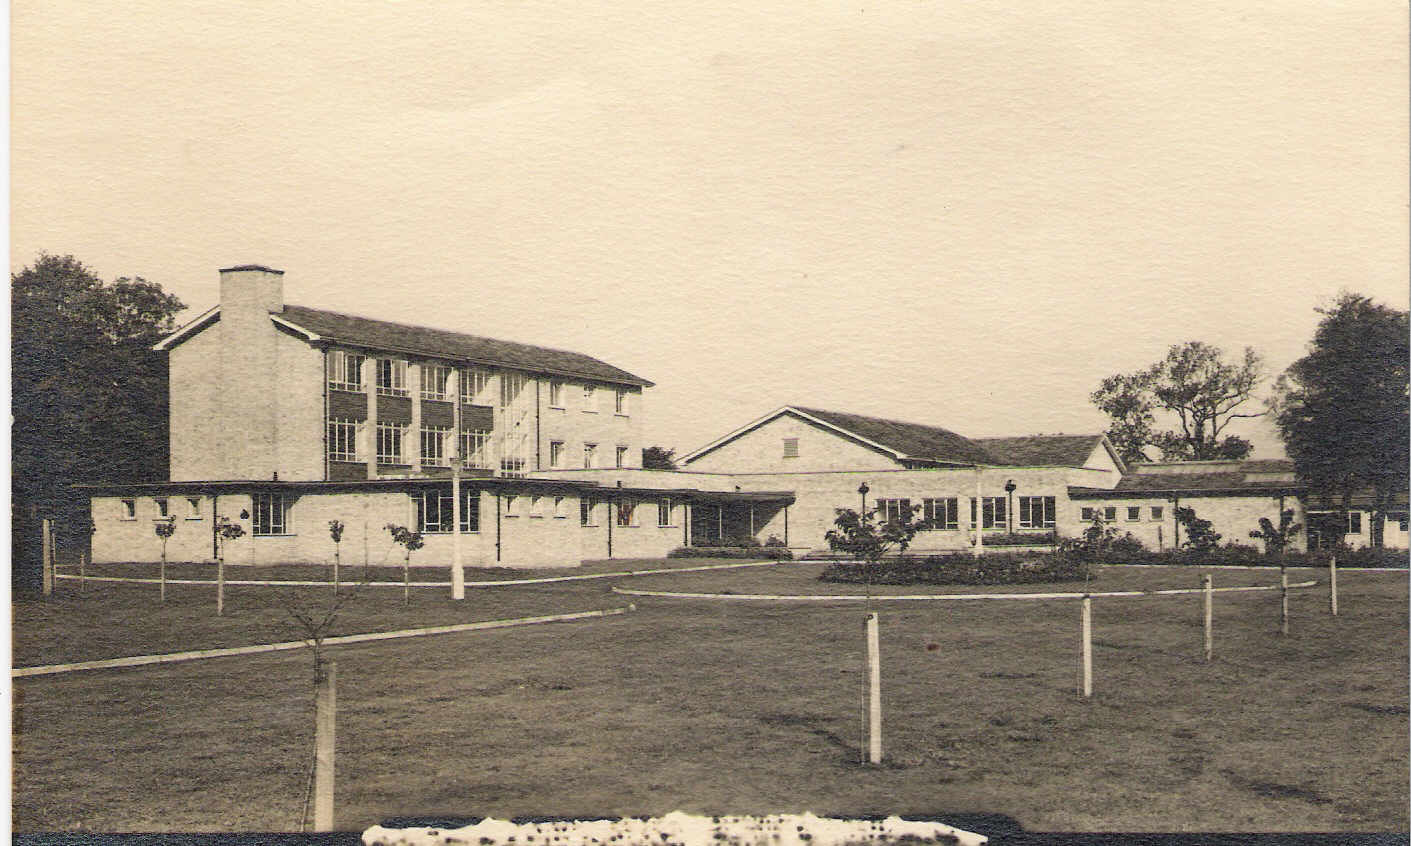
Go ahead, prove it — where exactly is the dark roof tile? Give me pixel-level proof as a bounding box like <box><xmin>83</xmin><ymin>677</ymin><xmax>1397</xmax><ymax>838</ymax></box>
<box><xmin>974</xmin><ymin>434</ymin><xmax>1105</xmax><ymax>468</ymax></box>
<box><xmin>791</xmin><ymin>407</ymin><xmax>998</xmax><ymax>464</ymax></box>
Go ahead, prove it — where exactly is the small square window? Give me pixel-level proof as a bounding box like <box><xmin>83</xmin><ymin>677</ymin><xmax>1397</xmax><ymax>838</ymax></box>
<box><xmin>121</xmin><ymin>499</ymin><xmax>136</xmax><ymax>520</ymax></box>
<box><xmin>1103</xmin><ymin>507</ymin><xmax>1117</xmax><ymax>522</ymax></box>
<box><xmin>782</xmin><ymin>437</ymin><xmax>799</xmax><ymax>458</ymax></box>
<box><xmin>1150</xmin><ymin>506</ymin><xmax>1164</xmax><ymax>521</ymax></box>
<box><xmin>1080</xmin><ymin>507</ymin><xmax>1095</xmax><ymax>521</ymax></box>
<box><xmin>1126</xmin><ymin>506</ymin><xmax>1141</xmax><ymax>522</ymax></box>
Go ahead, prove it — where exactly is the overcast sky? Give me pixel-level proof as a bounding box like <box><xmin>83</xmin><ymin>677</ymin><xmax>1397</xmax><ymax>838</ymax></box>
<box><xmin>12</xmin><ymin>1</ymin><xmax>1408</xmax><ymax>461</ymax></box>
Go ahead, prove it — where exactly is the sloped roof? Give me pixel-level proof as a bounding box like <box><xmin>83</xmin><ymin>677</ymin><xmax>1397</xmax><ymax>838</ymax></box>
<box><xmin>788</xmin><ymin>407</ymin><xmax>1000</xmax><ymax>465</ymax></box>
<box><xmin>974</xmin><ymin>434</ymin><xmax>1107</xmax><ymax>468</ymax></box>
<box><xmin>277</xmin><ymin>305</ymin><xmax>652</xmax><ymax>387</ymax></box>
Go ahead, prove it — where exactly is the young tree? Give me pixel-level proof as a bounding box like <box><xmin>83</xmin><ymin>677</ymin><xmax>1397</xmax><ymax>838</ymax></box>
<box><xmin>824</xmin><ymin>505</ymin><xmax>922</xmax><ymax>605</ymax></box>
<box><xmin>1249</xmin><ymin>509</ymin><xmax>1302</xmax><ymax>557</ymax></box>
<box><xmin>641</xmin><ymin>446</ymin><xmax>678</xmax><ymax>470</ymax></box>
<box><xmin>385</xmin><ymin>524</ymin><xmax>424</xmax><ymax>605</ymax></box>
<box><xmin>1092</xmin><ymin>342</ymin><xmax>1264</xmax><ymax>462</ymax></box>
<box><xmin>12</xmin><ymin>254</ymin><xmax>185</xmax><ymax>544</ymax></box>
<box><xmin>154</xmin><ymin>516</ymin><xmax>176</xmax><ymax>602</ymax></box>
<box><xmin>1271</xmin><ymin>293</ymin><xmax>1409</xmax><ymax>547</ymax></box>
<box><xmin>214</xmin><ymin>517</ymin><xmax>247</xmax><ymax>615</ymax></box>
<box><xmin>328</xmin><ymin>520</ymin><xmax>345</xmax><ymax>593</ymax></box>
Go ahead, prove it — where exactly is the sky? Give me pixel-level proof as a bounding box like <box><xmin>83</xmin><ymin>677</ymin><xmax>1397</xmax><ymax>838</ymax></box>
<box><xmin>11</xmin><ymin>0</ymin><xmax>1408</xmax><ymax>461</ymax></box>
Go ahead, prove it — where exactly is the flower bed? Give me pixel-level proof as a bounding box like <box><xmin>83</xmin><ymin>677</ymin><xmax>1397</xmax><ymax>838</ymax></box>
<box><xmin>819</xmin><ymin>552</ymin><xmax>1089</xmax><ymax>586</ymax></box>
<box><xmin>668</xmin><ymin>546</ymin><xmax>793</xmax><ymax>560</ymax></box>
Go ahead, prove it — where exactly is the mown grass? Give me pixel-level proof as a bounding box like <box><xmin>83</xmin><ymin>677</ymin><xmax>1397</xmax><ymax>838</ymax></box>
<box><xmin>12</xmin><ymin>562</ymin><xmax>1408</xmax><ymax>834</ymax></box>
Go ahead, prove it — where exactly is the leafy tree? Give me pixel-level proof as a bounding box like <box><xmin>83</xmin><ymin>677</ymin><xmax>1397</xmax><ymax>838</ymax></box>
<box><xmin>12</xmin><ymin>254</ymin><xmax>185</xmax><ymax>543</ymax></box>
<box><xmin>1271</xmin><ymin>293</ymin><xmax>1409</xmax><ymax>547</ymax></box>
<box><xmin>1249</xmin><ymin>509</ymin><xmax>1301</xmax><ymax>556</ymax></box>
<box><xmin>1175</xmin><ymin>506</ymin><xmax>1221</xmax><ymax>552</ymax></box>
<box><xmin>641</xmin><ymin>446</ymin><xmax>678</xmax><ymax>470</ymax></box>
<box><xmin>328</xmin><ymin>520</ymin><xmax>345</xmax><ymax>592</ymax></box>
<box><xmin>154</xmin><ymin>516</ymin><xmax>176</xmax><ymax>602</ymax></box>
<box><xmin>824</xmin><ymin>506</ymin><xmax>923</xmax><ymax>564</ymax></box>
<box><xmin>1092</xmin><ymin>342</ymin><xmax>1264</xmax><ymax>462</ymax></box>
<box><xmin>386</xmin><ymin>524</ymin><xmax>424</xmax><ymax>604</ymax></box>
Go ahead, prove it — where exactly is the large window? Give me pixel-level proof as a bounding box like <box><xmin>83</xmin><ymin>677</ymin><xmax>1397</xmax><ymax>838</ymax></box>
<box><xmin>376</xmin><ymin>358</ymin><xmax>408</xmax><ymax>397</ymax></box>
<box><xmin>922</xmin><ymin>497</ymin><xmax>959</xmax><ymax>530</ymax></box>
<box><xmin>876</xmin><ymin>498</ymin><xmax>912</xmax><ymax>524</ymax></box>
<box><xmin>461</xmin><ymin>368</ymin><xmax>492</xmax><ymax>405</ymax></box>
<box><xmin>328</xmin><ymin>418</ymin><xmax>361</xmax><ymax>462</ymax></box>
<box><xmin>253</xmin><ymin>493</ymin><xmax>292</xmax><ymax>535</ymax></box>
<box><xmin>969</xmin><ymin>497</ymin><xmax>1007</xmax><ymax>529</ymax></box>
<box><xmin>421</xmin><ymin>364</ymin><xmax>451</xmax><ymax>401</ymax></box>
<box><xmin>460</xmin><ymin>429</ymin><xmax>491</xmax><ymax>469</ymax></box>
<box><xmin>327</xmin><ymin>350</ymin><xmax>364</xmax><ymax>392</ymax></box>
<box><xmin>416</xmin><ymin>488</ymin><xmax>479</xmax><ymax>533</ymax></box>
<box><xmin>377</xmin><ymin>422</ymin><xmax>407</xmax><ymax>464</ymax></box>
<box><xmin>1018</xmin><ymin>496</ymin><xmax>1057</xmax><ymax>529</ymax></box>
<box><xmin>499</xmin><ymin>372</ymin><xmax>528</xmax><ymax>408</ymax></box>
<box><xmin>421</xmin><ymin>426</ymin><xmax>450</xmax><ymax>466</ymax></box>
<box><xmin>658</xmin><ymin>497</ymin><xmax>673</xmax><ymax>527</ymax></box>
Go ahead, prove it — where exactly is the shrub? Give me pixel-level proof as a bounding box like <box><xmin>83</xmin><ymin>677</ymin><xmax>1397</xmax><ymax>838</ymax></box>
<box><xmin>668</xmin><ymin>546</ymin><xmax>793</xmax><ymax>560</ymax></box>
<box><xmin>981</xmin><ymin>531</ymin><xmax>1058</xmax><ymax>547</ymax></box>
<box><xmin>818</xmin><ymin>551</ymin><xmax>1089</xmax><ymax>586</ymax></box>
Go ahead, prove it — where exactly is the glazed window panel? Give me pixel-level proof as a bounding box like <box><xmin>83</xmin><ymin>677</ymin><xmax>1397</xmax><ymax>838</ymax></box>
<box><xmin>421</xmin><ymin>426</ymin><xmax>450</xmax><ymax>466</ymax></box>
<box><xmin>327</xmin><ymin>350</ymin><xmax>365</xmax><ymax>392</ymax></box>
<box><xmin>377</xmin><ymin>422</ymin><xmax>407</xmax><ymax>464</ymax></box>
<box><xmin>376</xmin><ymin>358</ymin><xmax>408</xmax><ymax>397</ymax></box>
<box><xmin>1018</xmin><ymin>496</ymin><xmax>1056</xmax><ymax>529</ymax></box>
<box><xmin>922</xmin><ymin>497</ymin><xmax>959</xmax><ymax>530</ymax></box>
<box><xmin>253</xmin><ymin>494</ymin><xmax>292</xmax><ymax>535</ymax></box>
<box><xmin>328</xmin><ymin>418</ymin><xmax>361</xmax><ymax>462</ymax></box>
<box><xmin>421</xmin><ymin>364</ymin><xmax>452</xmax><ymax>401</ymax></box>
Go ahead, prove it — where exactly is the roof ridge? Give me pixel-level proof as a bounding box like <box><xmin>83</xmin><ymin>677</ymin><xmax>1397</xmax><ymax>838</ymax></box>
<box><xmin>281</xmin><ymin>303</ymin><xmax>601</xmax><ymax>359</ymax></box>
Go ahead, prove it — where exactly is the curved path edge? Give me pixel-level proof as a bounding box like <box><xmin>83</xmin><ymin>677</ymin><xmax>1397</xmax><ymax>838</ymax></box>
<box><xmin>612</xmin><ymin>579</ymin><xmax>1319</xmax><ymax>602</ymax></box>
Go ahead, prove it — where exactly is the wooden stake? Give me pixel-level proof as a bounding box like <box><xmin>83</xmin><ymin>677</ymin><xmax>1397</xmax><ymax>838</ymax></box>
<box><xmin>1279</xmin><ymin>567</ymin><xmax>1289</xmax><ymax>635</ymax></box>
<box><xmin>217</xmin><ymin>558</ymin><xmax>226</xmax><ymax>616</ymax></box>
<box><xmin>314</xmin><ymin>659</ymin><xmax>337</xmax><ymax>832</ymax></box>
<box><xmin>403</xmin><ymin>560</ymin><xmax>410</xmax><ymax>606</ymax></box>
<box><xmin>865</xmin><ymin>613</ymin><xmax>882</xmax><ymax>764</ymax></box>
<box><xmin>41</xmin><ymin>518</ymin><xmax>54</xmax><ymax>597</ymax></box>
<box><xmin>79</xmin><ymin>552</ymin><xmax>87</xmax><ymax>595</ymax></box>
<box><xmin>1079</xmin><ymin>596</ymin><xmax>1092</xmax><ymax>698</ymax></box>
<box><xmin>1202</xmin><ymin>574</ymin><xmax>1213</xmax><ymax>662</ymax></box>
<box><xmin>1329</xmin><ymin>555</ymin><xmax>1338</xmax><ymax>616</ymax></box>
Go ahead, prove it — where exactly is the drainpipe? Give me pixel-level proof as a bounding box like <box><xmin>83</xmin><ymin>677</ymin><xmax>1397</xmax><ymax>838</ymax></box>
<box><xmin>495</xmin><ymin>492</ymin><xmax>502</xmax><ymax>562</ymax></box>
<box><xmin>784</xmin><ymin>506</ymin><xmax>789</xmax><ymax>546</ymax></box>
<box><xmin>322</xmin><ymin>349</ymin><xmax>329</xmax><ymax>481</ymax></box>
<box><xmin>211</xmin><ymin>494</ymin><xmax>220</xmax><ymax>560</ymax></box>
<box><xmin>975</xmin><ymin>466</ymin><xmax>984</xmax><ymax>555</ymax></box>
<box><xmin>607</xmin><ymin>498</ymin><xmax>613</xmax><ymax>558</ymax></box>
<box><xmin>1172</xmin><ymin>494</ymin><xmax>1180</xmax><ymax>548</ymax></box>
<box><xmin>534</xmin><ymin>380</ymin><xmax>542</xmax><ymax>470</ymax></box>
<box><xmin>683</xmin><ymin>501</ymin><xmax>689</xmax><ymax>547</ymax></box>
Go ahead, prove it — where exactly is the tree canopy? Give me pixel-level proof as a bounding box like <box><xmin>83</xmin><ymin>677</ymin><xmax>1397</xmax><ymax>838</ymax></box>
<box><xmin>1271</xmin><ymin>293</ymin><xmax>1409</xmax><ymax>544</ymax></box>
<box><xmin>11</xmin><ymin>254</ymin><xmax>185</xmax><ymax>530</ymax></box>
<box><xmin>1092</xmin><ymin>341</ymin><xmax>1264</xmax><ymax>463</ymax></box>
<box><xmin>641</xmin><ymin>446</ymin><xmax>678</xmax><ymax>470</ymax></box>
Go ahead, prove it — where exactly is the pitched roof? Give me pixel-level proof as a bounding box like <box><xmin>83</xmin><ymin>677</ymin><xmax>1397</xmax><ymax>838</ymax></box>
<box><xmin>787</xmin><ymin>406</ymin><xmax>1000</xmax><ymax>465</ymax></box>
<box><xmin>974</xmin><ymin>434</ymin><xmax>1108</xmax><ymax>468</ymax></box>
<box><xmin>276</xmin><ymin>304</ymin><xmax>652</xmax><ymax>387</ymax></box>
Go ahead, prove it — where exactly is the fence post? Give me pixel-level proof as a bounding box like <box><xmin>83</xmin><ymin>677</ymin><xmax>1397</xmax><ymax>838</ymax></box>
<box><xmin>1279</xmin><ymin>567</ymin><xmax>1289</xmax><ymax>635</ymax></box>
<box><xmin>1329</xmin><ymin>555</ymin><xmax>1338</xmax><ymax>616</ymax></box>
<box><xmin>314</xmin><ymin>658</ymin><xmax>337</xmax><ymax>832</ymax></box>
<box><xmin>865</xmin><ymin>613</ymin><xmax>882</xmax><ymax>764</ymax></box>
<box><xmin>1202</xmin><ymin>574</ymin><xmax>1213</xmax><ymax>662</ymax></box>
<box><xmin>217</xmin><ymin>557</ymin><xmax>226</xmax><ymax>616</ymax></box>
<box><xmin>80</xmin><ymin>552</ymin><xmax>87</xmax><ymax>595</ymax></box>
<box><xmin>41</xmin><ymin>518</ymin><xmax>54</xmax><ymax>597</ymax></box>
<box><xmin>1079</xmin><ymin>596</ymin><xmax>1092</xmax><ymax>698</ymax></box>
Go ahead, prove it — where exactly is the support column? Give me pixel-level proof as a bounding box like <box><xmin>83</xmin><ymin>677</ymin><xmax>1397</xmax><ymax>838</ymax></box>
<box><xmin>364</xmin><ymin>357</ymin><xmax>378</xmax><ymax>479</ymax></box>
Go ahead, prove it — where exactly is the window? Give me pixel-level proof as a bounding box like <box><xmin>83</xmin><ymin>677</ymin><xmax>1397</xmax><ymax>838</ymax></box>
<box><xmin>1126</xmin><ymin>506</ymin><xmax>1141</xmax><ymax>522</ymax></box>
<box><xmin>500</xmin><ymin>457</ymin><xmax>527</xmax><ymax>477</ymax></box>
<box><xmin>922</xmin><ymin>497</ymin><xmax>959</xmax><ymax>530</ymax></box>
<box><xmin>1347</xmin><ymin>512</ymin><xmax>1363</xmax><ymax>534</ymax></box>
<box><xmin>614</xmin><ymin>388</ymin><xmax>628</xmax><ymax>415</ymax></box>
<box><xmin>583</xmin><ymin>443</ymin><xmax>598</xmax><ymax>469</ymax></box>
<box><xmin>420</xmin><ymin>364</ymin><xmax>451</xmax><ymax>401</ymax></box>
<box><xmin>616</xmin><ymin>446</ymin><xmax>629</xmax><ymax>469</ymax></box>
<box><xmin>1398</xmin><ymin>514</ymin><xmax>1409</xmax><ymax>533</ymax></box>
<box><xmin>460</xmin><ymin>429</ymin><xmax>491</xmax><ymax>469</ymax></box>
<box><xmin>549</xmin><ymin>381</ymin><xmax>565</xmax><ymax>407</ymax></box>
<box><xmin>1103</xmin><ymin>506</ymin><xmax>1117</xmax><ymax>522</ymax></box>
<box><xmin>154</xmin><ymin>497</ymin><xmax>169</xmax><ymax>518</ymax></box>
<box><xmin>461</xmin><ymin>368</ymin><xmax>491</xmax><ymax>405</ymax></box>
<box><xmin>616</xmin><ymin>499</ymin><xmax>637</xmax><ymax>527</ymax></box>
<box><xmin>416</xmin><ymin>488</ymin><xmax>479</xmax><ymax>533</ymax></box>
<box><xmin>186</xmin><ymin>497</ymin><xmax>202</xmax><ymax>519</ymax></box>
<box><xmin>969</xmin><ymin>497</ymin><xmax>1007</xmax><ymax>529</ymax></box>
<box><xmin>582</xmin><ymin>385</ymin><xmax>598</xmax><ymax>412</ymax></box>
<box><xmin>1080</xmin><ymin>507</ymin><xmax>1095</xmax><ymax>521</ymax></box>
<box><xmin>376</xmin><ymin>422</ymin><xmax>407</xmax><ymax>464</ymax></box>
<box><xmin>581</xmin><ymin>498</ymin><xmax>597</xmax><ymax>526</ymax></box>
<box><xmin>376</xmin><ymin>359</ymin><xmax>408</xmax><ymax>397</ymax></box>
<box><xmin>877</xmin><ymin>498</ymin><xmax>912</xmax><ymax>524</ymax></box>
<box><xmin>782</xmin><ymin>437</ymin><xmax>800</xmax><ymax>458</ymax></box>
<box><xmin>1018</xmin><ymin>496</ymin><xmax>1056</xmax><ymax>529</ymax></box>
<box><xmin>554</xmin><ymin>496</ymin><xmax>568</xmax><ymax>519</ymax></box>
<box><xmin>499</xmin><ymin>372</ymin><xmax>527</xmax><ymax>408</ymax></box>
<box><xmin>327</xmin><ymin>350</ymin><xmax>365</xmax><ymax>392</ymax></box>
<box><xmin>1150</xmin><ymin>506</ymin><xmax>1164</xmax><ymax>521</ymax></box>
<box><xmin>121</xmin><ymin>499</ymin><xmax>136</xmax><ymax>519</ymax></box>
<box><xmin>549</xmin><ymin>441</ymin><xmax>565</xmax><ymax>468</ymax></box>
<box><xmin>327</xmin><ymin>418</ymin><xmax>361</xmax><ymax>462</ymax></box>
<box><xmin>528</xmin><ymin>496</ymin><xmax>544</xmax><ymax>518</ymax></box>
<box><xmin>421</xmin><ymin>426</ymin><xmax>450</xmax><ymax>466</ymax></box>
<box><xmin>658</xmin><ymin>498</ymin><xmax>673</xmax><ymax>527</ymax></box>
<box><xmin>253</xmin><ymin>494</ymin><xmax>292</xmax><ymax>535</ymax></box>
<box><xmin>504</xmin><ymin>495</ymin><xmax>519</xmax><ymax>517</ymax></box>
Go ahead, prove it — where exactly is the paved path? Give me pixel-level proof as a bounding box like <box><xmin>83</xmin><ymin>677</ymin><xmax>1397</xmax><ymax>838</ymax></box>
<box><xmin>612</xmin><ymin>579</ymin><xmax>1320</xmax><ymax>601</ymax></box>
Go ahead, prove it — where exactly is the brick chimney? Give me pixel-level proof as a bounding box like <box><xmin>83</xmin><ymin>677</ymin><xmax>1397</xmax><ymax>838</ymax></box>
<box><xmin>217</xmin><ymin>265</ymin><xmax>285</xmax><ymax>480</ymax></box>
<box><xmin>219</xmin><ymin>264</ymin><xmax>284</xmax><ymax>314</ymax></box>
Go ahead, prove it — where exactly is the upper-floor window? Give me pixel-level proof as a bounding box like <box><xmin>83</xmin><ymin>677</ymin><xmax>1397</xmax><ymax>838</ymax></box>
<box><xmin>658</xmin><ymin>497</ymin><xmax>673</xmax><ymax>527</ymax></box>
<box><xmin>253</xmin><ymin>493</ymin><xmax>292</xmax><ymax>535</ymax></box>
<box><xmin>420</xmin><ymin>426</ymin><xmax>450</xmax><ymax>466</ymax></box>
<box><xmin>327</xmin><ymin>350</ymin><xmax>365</xmax><ymax>392</ymax></box>
<box><xmin>461</xmin><ymin>428</ymin><xmax>491</xmax><ymax>469</ymax></box>
<box><xmin>782</xmin><ymin>437</ymin><xmax>800</xmax><ymax>458</ymax></box>
<box><xmin>377</xmin><ymin>422</ymin><xmax>407</xmax><ymax>464</ymax></box>
<box><xmin>421</xmin><ymin>364</ymin><xmax>451</xmax><ymax>401</ymax></box>
<box><xmin>549</xmin><ymin>381</ymin><xmax>565</xmax><ymax>408</ymax></box>
<box><xmin>549</xmin><ymin>441</ymin><xmax>566</xmax><ymax>469</ymax></box>
<box><xmin>583</xmin><ymin>443</ymin><xmax>598</xmax><ymax>469</ymax></box>
<box><xmin>922</xmin><ymin>497</ymin><xmax>959</xmax><ymax>530</ymax></box>
<box><xmin>1019</xmin><ymin>496</ymin><xmax>1057</xmax><ymax>529</ymax></box>
<box><xmin>500</xmin><ymin>372</ymin><xmax>528</xmax><ymax>408</ymax></box>
<box><xmin>614</xmin><ymin>388</ymin><xmax>628</xmax><ymax>415</ymax></box>
<box><xmin>377</xmin><ymin>358</ymin><xmax>408</xmax><ymax>397</ymax></box>
<box><xmin>582</xmin><ymin>385</ymin><xmax>598</xmax><ymax>412</ymax></box>
<box><xmin>328</xmin><ymin>418</ymin><xmax>362</xmax><ymax>462</ymax></box>
<box><xmin>500</xmin><ymin>457</ymin><xmax>527</xmax><ymax>478</ymax></box>
<box><xmin>616</xmin><ymin>446</ymin><xmax>629</xmax><ymax>469</ymax></box>
<box><xmin>461</xmin><ymin>368</ymin><xmax>492</xmax><ymax>405</ymax></box>
<box><xmin>970</xmin><ymin>497</ymin><xmax>1007</xmax><ymax>529</ymax></box>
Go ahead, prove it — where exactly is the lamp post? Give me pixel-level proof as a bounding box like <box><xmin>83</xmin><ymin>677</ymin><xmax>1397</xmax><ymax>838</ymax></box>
<box><xmin>1004</xmin><ymin>479</ymin><xmax>1017</xmax><ymax>534</ymax></box>
<box><xmin>858</xmin><ymin>482</ymin><xmax>870</xmax><ymax>517</ymax></box>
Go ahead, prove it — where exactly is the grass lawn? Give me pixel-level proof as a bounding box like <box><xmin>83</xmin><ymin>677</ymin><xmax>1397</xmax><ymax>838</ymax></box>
<box><xmin>12</xmin><ymin>561</ymin><xmax>1408</xmax><ymax>834</ymax></box>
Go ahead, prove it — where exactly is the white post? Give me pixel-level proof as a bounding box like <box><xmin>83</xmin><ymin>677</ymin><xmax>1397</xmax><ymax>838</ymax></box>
<box><xmin>451</xmin><ymin>369</ymin><xmax>465</xmax><ymax>600</ymax></box>
<box><xmin>314</xmin><ymin>659</ymin><xmax>336</xmax><ymax>832</ymax></box>
<box><xmin>217</xmin><ymin>554</ymin><xmax>226</xmax><ymax>616</ymax></box>
<box><xmin>79</xmin><ymin>551</ymin><xmax>87</xmax><ymax>594</ymax></box>
<box><xmin>1279</xmin><ymin>567</ymin><xmax>1289</xmax><ymax>635</ymax></box>
<box><xmin>1202</xmin><ymin>574</ymin><xmax>1213</xmax><ymax>662</ymax></box>
<box><xmin>974</xmin><ymin>468</ymin><xmax>984</xmax><ymax>555</ymax></box>
<box><xmin>41</xmin><ymin>518</ymin><xmax>54</xmax><ymax>596</ymax></box>
<box><xmin>1329</xmin><ymin>555</ymin><xmax>1338</xmax><ymax>616</ymax></box>
<box><xmin>865</xmin><ymin>613</ymin><xmax>882</xmax><ymax>764</ymax></box>
<box><xmin>1079</xmin><ymin>596</ymin><xmax>1092</xmax><ymax>697</ymax></box>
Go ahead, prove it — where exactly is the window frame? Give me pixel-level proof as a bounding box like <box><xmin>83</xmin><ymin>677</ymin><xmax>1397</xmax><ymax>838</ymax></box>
<box><xmin>252</xmin><ymin>493</ymin><xmax>292</xmax><ymax>536</ymax></box>
<box><xmin>969</xmin><ymin>496</ymin><xmax>1007</xmax><ymax>529</ymax></box>
<box><xmin>461</xmin><ymin>368</ymin><xmax>492</xmax><ymax>405</ymax></box>
<box><xmin>186</xmin><ymin>496</ymin><xmax>203</xmax><ymax>520</ymax></box>
<box><xmin>658</xmin><ymin>497</ymin><xmax>673</xmax><ymax>527</ymax></box>
<box><xmin>549</xmin><ymin>381</ymin><xmax>565</xmax><ymax>408</ymax></box>
<box><xmin>376</xmin><ymin>422</ymin><xmax>408</xmax><ymax>465</ymax></box>
<box><xmin>420</xmin><ymin>425</ymin><xmax>451</xmax><ymax>467</ymax></box>
<box><xmin>327</xmin><ymin>350</ymin><xmax>365</xmax><ymax>393</ymax></box>
<box><xmin>581</xmin><ymin>498</ymin><xmax>597</xmax><ymax>526</ymax></box>
<box><xmin>876</xmin><ymin>498</ymin><xmax>912</xmax><ymax>525</ymax></box>
<box><xmin>615</xmin><ymin>445</ymin><xmax>629</xmax><ymax>469</ymax></box>
<box><xmin>154</xmin><ymin>497</ymin><xmax>169</xmax><ymax>519</ymax></box>
<box><xmin>582</xmin><ymin>384</ymin><xmax>598</xmax><ymax>413</ymax></box>
<box><xmin>616</xmin><ymin>499</ymin><xmax>637</xmax><ymax>528</ymax></box>
<box><xmin>549</xmin><ymin>440</ymin><xmax>566</xmax><ymax>469</ymax></box>
<box><xmin>1150</xmin><ymin>506</ymin><xmax>1164</xmax><ymax>521</ymax></box>
<box><xmin>327</xmin><ymin>418</ymin><xmax>362</xmax><ymax>463</ymax></box>
<box><xmin>121</xmin><ymin>498</ymin><xmax>136</xmax><ymax>520</ymax></box>
<box><xmin>583</xmin><ymin>442</ymin><xmax>598</xmax><ymax>469</ymax></box>
<box><xmin>376</xmin><ymin>358</ymin><xmax>409</xmax><ymax>397</ymax></box>
<box><xmin>782</xmin><ymin>437</ymin><xmax>800</xmax><ymax>458</ymax></box>
<box><xmin>420</xmin><ymin>364</ymin><xmax>452</xmax><ymax>402</ymax></box>
<box><xmin>922</xmin><ymin>497</ymin><xmax>959</xmax><ymax>531</ymax></box>
<box><xmin>1017</xmin><ymin>496</ymin><xmax>1057</xmax><ymax>530</ymax></box>
<box><xmin>529</xmin><ymin>496</ymin><xmax>545</xmax><ymax>518</ymax></box>
<box><xmin>1080</xmin><ymin>507</ymin><xmax>1095</xmax><ymax>522</ymax></box>
<box><xmin>499</xmin><ymin>371</ymin><xmax>528</xmax><ymax>408</ymax></box>
<box><xmin>460</xmin><ymin>428</ymin><xmax>491</xmax><ymax>469</ymax></box>
<box><xmin>614</xmin><ymin>388</ymin><xmax>628</xmax><ymax>416</ymax></box>
<box><xmin>554</xmin><ymin>496</ymin><xmax>568</xmax><ymax>519</ymax></box>
<box><xmin>415</xmin><ymin>488</ymin><xmax>479</xmax><ymax>533</ymax></box>
<box><xmin>1103</xmin><ymin>506</ymin><xmax>1117</xmax><ymax>522</ymax></box>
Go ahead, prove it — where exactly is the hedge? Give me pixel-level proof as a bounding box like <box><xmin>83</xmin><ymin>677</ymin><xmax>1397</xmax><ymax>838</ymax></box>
<box><xmin>1097</xmin><ymin>545</ymin><xmax>1407</xmax><ymax>569</ymax></box>
<box><xmin>819</xmin><ymin>552</ymin><xmax>1091</xmax><ymax>586</ymax></box>
<box><xmin>668</xmin><ymin>546</ymin><xmax>793</xmax><ymax>560</ymax></box>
